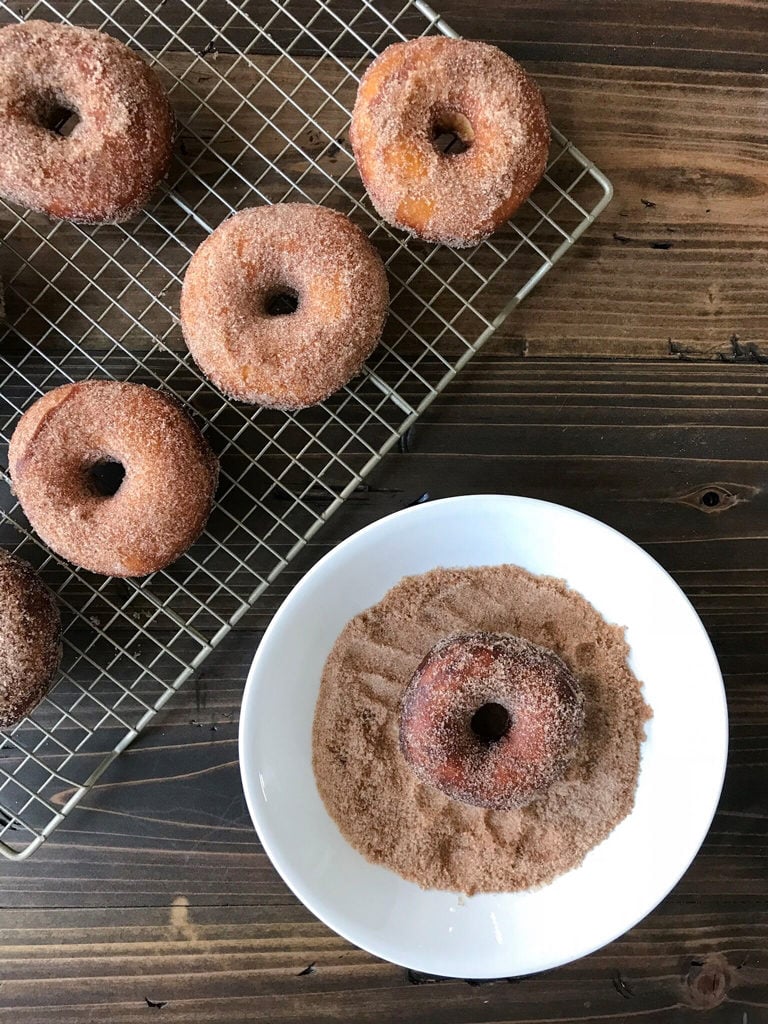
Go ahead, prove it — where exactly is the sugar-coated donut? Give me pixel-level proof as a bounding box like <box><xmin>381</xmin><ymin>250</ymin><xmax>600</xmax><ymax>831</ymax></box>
<box><xmin>0</xmin><ymin>549</ymin><xmax>61</xmax><ymax>728</ymax></box>
<box><xmin>0</xmin><ymin>20</ymin><xmax>174</xmax><ymax>223</ymax></box>
<box><xmin>400</xmin><ymin>632</ymin><xmax>584</xmax><ymax>810</ymax></box>
<box><xmin>180</xmin><ymin>204</ymin><xmax>389</xmax><ymax>410</ymax></box>
<box><xmin>351</xmin><ymin>37</ymin><xmax>550</xmax><ymax>247</ymax></box>
<box><xmin>9</xmin><ymin>381</ymin><xmax>218</xmax><ymax>578</ymax></box>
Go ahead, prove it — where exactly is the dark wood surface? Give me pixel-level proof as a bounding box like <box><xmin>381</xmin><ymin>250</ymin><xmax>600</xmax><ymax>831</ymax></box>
<box><xmin>1</xmin><ymin>1</ymin><xmax>768</xmax><ymax>1021</ymax></box>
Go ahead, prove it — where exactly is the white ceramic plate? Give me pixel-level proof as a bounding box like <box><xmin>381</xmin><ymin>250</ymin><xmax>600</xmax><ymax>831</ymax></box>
<box><xmin>239</xmin><ymin>495</ymin><xmax>727</xmax><ymax>978</ymax></box>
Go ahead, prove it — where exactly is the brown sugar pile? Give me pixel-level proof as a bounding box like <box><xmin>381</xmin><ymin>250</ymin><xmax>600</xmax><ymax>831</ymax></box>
<box><xmin>312</xmin><ymin>564</ymin><xmax>652</xmax><ymax>895</ymax></box>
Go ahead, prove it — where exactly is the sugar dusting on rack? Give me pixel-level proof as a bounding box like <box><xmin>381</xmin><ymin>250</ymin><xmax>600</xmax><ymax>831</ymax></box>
<box><xmin>0</xmin><ymin>0</ymin><xmax>612</xmax><ymax>859</ymax></box>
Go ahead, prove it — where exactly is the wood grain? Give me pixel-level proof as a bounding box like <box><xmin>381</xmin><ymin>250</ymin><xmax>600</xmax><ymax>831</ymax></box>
<box><xmin>8</xmin><ymin>1</ymin><xmax>768</xmax><ymax>72</ymax></box>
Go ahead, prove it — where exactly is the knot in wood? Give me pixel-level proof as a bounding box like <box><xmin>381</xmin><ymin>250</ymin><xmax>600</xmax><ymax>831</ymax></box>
<box><xmin>682</xmin><ymin>953</ymin><xmax>731</xmax><ymax>1009</ymax></box>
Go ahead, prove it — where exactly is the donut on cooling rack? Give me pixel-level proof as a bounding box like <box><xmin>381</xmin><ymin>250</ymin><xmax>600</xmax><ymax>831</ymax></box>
<box><xmin>350</xmin><ymin>37</ymin><xmax>550</xmax><ymax>247</ymax></box>
<box><xmin>0</xmin><ymin>549</ymin><xmax>62</xmax><ymax>729</ymax></box>
<box><xmin>400</xmin><ymin>632</ymin><xmax>584</xmax><ymax>810</ymax></box>
<box><xmin>0</xmin><ymin>20</ymin><xmax>174</xmax><ymax>223</ymax></box>
<box><xmin>8</xmin><ymin>381</ymin><xmax>219</xmax><ymax>578</ymax></box>
<box><xmin>180</xmin><ymin>203</ymin><xmax>389</xmax><ymax>410</ymax></box>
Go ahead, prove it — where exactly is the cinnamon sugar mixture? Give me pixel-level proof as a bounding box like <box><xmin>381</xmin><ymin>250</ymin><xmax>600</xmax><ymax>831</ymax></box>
<box><xmin>312</xmin><ymin>565</ymin><xmax>652</xmax><ymax>895</ymax></box>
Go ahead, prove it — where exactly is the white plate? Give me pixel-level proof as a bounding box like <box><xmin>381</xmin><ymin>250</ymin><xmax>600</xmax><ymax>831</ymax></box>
<box><xmin>239</xmin><ymin>495</ymin><xmax>727</xmax><ymax>978</ymax></box>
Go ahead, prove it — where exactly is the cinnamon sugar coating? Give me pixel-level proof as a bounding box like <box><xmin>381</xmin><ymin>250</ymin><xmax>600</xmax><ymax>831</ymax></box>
<box><xmin>0</xmin><ymin>549</ymin><xmax>61</xmax><ymax>729</ymax></box>
<box><xmin>400</xmin><ymin>632</ymin><xmax>585</xmax><ymax>810</ymax></box>
<box><xmin>312</xmin><ymin>565</ymin><xmax>652</xmax><ymax>894</ymax></box>
<box><xmin>9</xmin><ymin>381</ymin><xmax>219</xmax><ymax>578</ymax></box>
<box><xmin>180</xmin><ymin>204</ymin><xmax>389</xmax><ymax>410</ymax></box>
<box><xmin>351</xmin><ymin>37</ymin><xmax>550</xmax><ymax>247</ymax></box>
<box><xmin>0</xmin><ymin>20</ymin><xmax>174</xmax><ymax>223</ymax></box>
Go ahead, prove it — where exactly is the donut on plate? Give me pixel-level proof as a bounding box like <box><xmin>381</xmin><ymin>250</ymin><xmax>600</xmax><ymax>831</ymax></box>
<box><xmin>351</xmin><ymin>37</ymin><xmax>550</xmax><ymax>247</ymax></box>
<box><xmin>0</xmin><ymin>20</ymin><xmax>174</xmax><ymax>223</ymax></box>
<box><xmin>400</xmin><ymin>631</ymin><xmax>584</xmax><ymax>810</ymax></box>
<box><xmin>8</xmin><ymin>381</ymin><xmax>218</xmax><ymax>577</ymax></box>
<box><xmin>180</xmin><ymin>204</ymin><xmax>389</xmax><ymax>410</ymax></box>
<box><xmin>0</xmin><ymin>549</ymin><xmax>62</xmax><ymax>728</ymax></box>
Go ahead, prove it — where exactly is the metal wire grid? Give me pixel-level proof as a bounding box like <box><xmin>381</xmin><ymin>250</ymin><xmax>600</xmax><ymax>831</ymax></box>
<box><xmin>0</xmin><ymin>0</ymin><xmax>612</xmax><ymax>859</ymax></box>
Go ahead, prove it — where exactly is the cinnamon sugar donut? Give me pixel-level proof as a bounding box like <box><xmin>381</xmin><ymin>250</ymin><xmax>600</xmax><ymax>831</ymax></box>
<box><xmin>8</xmin><ymin>381</ymin><xmax>218</xmax><ymax>578</ymax></box>
<box><xmin>351</xmin><ymin>37</ymin><xmax>550</xmax><ymax>247</ymax></box>
<box><xmin>0</xmin><ymin>20</ymin><xmax>174</xmax><ymax>223</ymax></box>
<box><xmin>180</xmin><ymin>204</ymin><xmax>389</xmax><ymax>409</ymax></box>
<box><xmin>400</xmin><ymin>632</ymin><xmax>584</xmax><ymax>810</ymax></box>
<box><xmin>0</xmin><ymin>549</ymin><xmax>61</xmax><ymax>728</ymax></box>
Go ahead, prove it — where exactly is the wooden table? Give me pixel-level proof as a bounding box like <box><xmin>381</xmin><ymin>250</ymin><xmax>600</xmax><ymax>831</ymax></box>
<box><xmin>1</xmin><ymin>2</ymin><xmax>767</xmax><ymax>1021</ymax></box>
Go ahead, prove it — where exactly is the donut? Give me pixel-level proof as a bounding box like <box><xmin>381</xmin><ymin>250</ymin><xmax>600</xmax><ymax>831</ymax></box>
<box><xmin>0</xmin><ymin>549</ymin><xmax>61</xmax><ymax>728</ymax></box>
<box><xmin>0</xmin><ymin>20</ymin><xmax>174</xmax><ymax>223</ymax></box>
<box><xmin>399</xmin><ymin>632</ymin><xmax>584</xmax><ymax>810</ymax></box>
<box><xmin>8</xmin><ymin>381</ymin><xmax>219</xmax><ymax>577</ymax></box>
<box><xmin>351</xmin><ymin>37</ymin><xmax>550</xmax><ymax>247</ymax></box>
<box><xmin>180</xmin><ymin>204</ymin><xmax>389</xmax><ymax>409</ymax></box>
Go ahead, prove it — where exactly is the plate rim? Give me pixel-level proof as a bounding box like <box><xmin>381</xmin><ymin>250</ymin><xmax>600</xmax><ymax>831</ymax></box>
<box><xmin>239</xmin><ymin>493</ymin><xmax>729</xmax><ymax>977</ymax></box>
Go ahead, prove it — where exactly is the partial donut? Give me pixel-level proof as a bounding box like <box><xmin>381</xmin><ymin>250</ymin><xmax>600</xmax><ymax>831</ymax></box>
<box><xmin>0</xmin><ymin>20</ymin><xmax>174</xmax><ymax>222</ymax></box>
<box><xmin>180</xmin><ymin>204</ymin><xmax>389</xmax><ymax>410</ymax></box>
<box><xmin>351</xmin><ymin>37</ymin><xmax>550</xmax><ymax>247</ymax></box>
<box><xmin>400</xmin><ymin>631</ymin><xmax>584</xmax><ymax>810</ymax></box>
<box><xmin>0</xmin><ymin>549</ymin><xmax>61</xmax><ymax>728</ymax></box>
<box><xmin>8</xmin><ymin>381</ymin><xmax>218</xmax><ymax>577</ymax></box>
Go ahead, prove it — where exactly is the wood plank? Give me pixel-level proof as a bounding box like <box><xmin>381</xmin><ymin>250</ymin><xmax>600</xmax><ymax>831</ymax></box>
<box><xmin>5</xmin><ymin>1</ymin><xmax>767</xmax><ymax>72</ymax></box>
<box><xmin>518</xmin><ymin>63</ymin><xmax>768</xmax><ymax>358</ymax></box>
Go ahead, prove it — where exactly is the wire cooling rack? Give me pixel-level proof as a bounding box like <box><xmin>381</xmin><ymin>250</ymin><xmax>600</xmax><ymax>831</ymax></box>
<box><xmin>0</xmin><ymin>0</ymin><xmax>612</xmax><ymax>859</ymax></box>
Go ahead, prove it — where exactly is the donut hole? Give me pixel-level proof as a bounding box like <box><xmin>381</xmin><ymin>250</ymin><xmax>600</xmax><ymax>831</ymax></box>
<box><xmin>431</xmin><ymin>110</ymin><xmax>474</xmax><ymax>156</ymax></box>
<box><xmin>264</xmin><ymin>288</ymin><xmax>299</xmax><ymax>317</ymax></box>
<box><xmin>470</xmin><ymin>702</ymin><xmax>511</xmax><ymax>743</ymax></box>
<box><xmin>35</xmin><ymin>93</ymin><xmax>81</xmax><ymax>137</ymax></box>
<box><xmin>88</xmin><ymin>458</ymin><xmax>126</xmax><ymax>497</ymax></box>
<box><xmin>46</xmin><ymin>105</ymin><xmax>80</xmax><ymax>137</ymax></box>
